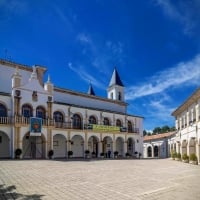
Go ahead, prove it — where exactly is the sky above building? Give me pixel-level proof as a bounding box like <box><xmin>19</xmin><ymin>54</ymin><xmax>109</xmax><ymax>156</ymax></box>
<box><xmin>1</xmin><ymin>0</ymin><xmax>200</xmax><ymax>131</ymax></box>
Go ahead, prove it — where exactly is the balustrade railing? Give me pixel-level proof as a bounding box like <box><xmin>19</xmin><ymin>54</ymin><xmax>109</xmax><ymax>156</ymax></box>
<box><xmin>0</xmin><ymin>116</ymin><xmax>140</xmax><ymax>133</ymax></box>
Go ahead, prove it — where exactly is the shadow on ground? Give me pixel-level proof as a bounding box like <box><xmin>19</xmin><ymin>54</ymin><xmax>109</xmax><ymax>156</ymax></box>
<box><xmin>0</xmin><ymin>184</ymin><xmax>44</xmax><ymax>199</ymax></box>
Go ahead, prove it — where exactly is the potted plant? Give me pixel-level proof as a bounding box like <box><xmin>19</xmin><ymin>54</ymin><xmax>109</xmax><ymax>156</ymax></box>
<box><xmin>15</xmin><ymin>148</ymin><xmax>22</xmax><ymax>159</ymax></box>
<box><xmin>48</xmin><ymin>150</ymin><xmax>54</xmax><ymax>159</ymax></box>
<box><xmin>91</xmin><ymin>151</ymin><xmax>96</xmax><ymax>158</ymax></box>
<box><xmin>176</xmin><ymin>153</ymin><xmax>181</xmax><ymax>161</ymax></box>
<box><xmin>189</xmin><ymin>153</ymin><xmax>198</xmax><ymax>165</ymax></box>
<box><xmin>85</xmin><ymin>150</ymin><xmax>90</xmax><ymax>158</ymax></box>
<box><xmin>125</xmin><ymin>152</ymin><xmax>130</xmax><ymax>158</ymax></box>
<box><xmin>171</xmin><ymin>151</ymin><xmax>177</xmax><ymax>160</ymax></box>
<box><xmin>100</xmin><ymin>152</ymin><xmax>104</xmax><ymax>158</ymax></box>
<box><xmin>182</xmin><ymin>153</ymin><xmax>189</xmax><ymax>163</ymax></box>
<box><xmin>114</xmin><ymin>151</ymin><xmax>118</xmax><ymax>158</ymax></box>
<box><xmin>68</xmin><ymin>150</ymin><xmax>73</xmax><ymax>158</ymax></box>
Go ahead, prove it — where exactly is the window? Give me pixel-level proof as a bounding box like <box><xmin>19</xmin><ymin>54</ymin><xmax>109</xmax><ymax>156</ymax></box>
<box><xmin>116</xmin><ymin>119</ymin><xmax>122</xmax><ymax>127</ymax></box>
<box><xmin>53</xmin><ymin>111</ymin><xmax>63</xmax><ymax>122</ymax></box>
<box><xmin>0</xmin><ymin>136</ymin><xmax>2</xmax><ymax>143</ymax></box>
<box><xmin>89</xmin><ymin>116</ymin><xmax>97</xmax><ymax>124</ymax></box>
<box><xmin>36</xmin><ymin>106</ymin><xmax>46</xmax><ymax>119</ymax></box>
<box><xmin>118</xmin><ymin>92</ymin><xmax>121</xmax><ymax>100</ymax></box>
<box><xmin>103</xmin><ymin>117</ymin><xmax>110</xmax><ymax>125</ymax></box>
<box><xmin>110</xmin><ymin>92</ymin><xmax>113</xmax><ymax>99</ymax></box>
<box><xmin>0</xmin><ymin>103</ymin><xmax>7</xmax><ymax>117</ymax></box>
<box><xmin>128</xmin><ymin>121</ymin><xmax>132</xmax><ymax>132</ymax></box>
<box><xmin>72</xmin><ymin>114</ymin><xmax>82</xmax><ymax>129</ymax></box>
<box><xmin>22</xmin><ymin>104</ymin><xmax>32</xmax><ymax>117</ymax></box>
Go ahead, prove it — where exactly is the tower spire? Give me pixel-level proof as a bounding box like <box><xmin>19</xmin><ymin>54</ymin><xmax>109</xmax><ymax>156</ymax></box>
<box><xmin>87</xmin><ymin>82</ymin><xmax>95</xmax><ymax>96</ymax></box>
<box><xmin>107</xmin><ymin>67</ymin><xmax>124</xmax><ymax>101</ymax></box>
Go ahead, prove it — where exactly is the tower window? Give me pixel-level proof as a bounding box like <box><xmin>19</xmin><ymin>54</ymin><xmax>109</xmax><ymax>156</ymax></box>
<box><xmin>111</xmin><ymin>92</ymin><xmax>113</xmax><ymax>99</ymax></box>
<box><xmin>118</xmin><ymin>92</ymin><xmax>121</xmax><ymax>100</ymax></box>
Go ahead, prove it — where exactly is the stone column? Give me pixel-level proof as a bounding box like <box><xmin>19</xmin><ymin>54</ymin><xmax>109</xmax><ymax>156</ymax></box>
<box><xmin>47</xmin><ymin>99</ymin><xmax>53</xmax><ymax>120</ymax></box>
<box><xmin>112</xmin><ymin>137</ymin><xmax>116</xmax><ymax>158</ymax></box>
<box><xmin>98</xmin><ymin>141</ymin><xmax>102</xmax><ymax>157</ymax></box>
<box><xmin>152</xmin><ymin>144</ymin><xmax>154</xmax><ymax>158</ymax></box>
<box><xmin>124</xmin><ymin>141</ymin><xmax>127</xmax><ymax>157</ymax></box>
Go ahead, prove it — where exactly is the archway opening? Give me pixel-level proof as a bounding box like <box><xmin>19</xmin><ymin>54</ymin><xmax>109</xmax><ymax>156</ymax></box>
<box><xmin>71</xmin><ymin>135</ymin><xmax>84</xmax><ymax>158</ymax></box>
<box><xmin>22</xmin><ymin>133</ymin><xmax>46</xmax><ymax>159</ymax></box>
<box><xmin>53</xmin><ymin>134</ymin><xmax>67</xmax><ymax>158</ymax></box>
<box><xmin>102</xmin><ymin>136</ymin><xmax>113</xmax><ymax>158</ymax></box>
<box><xmin>0</xmin><ymin>131</ymin><xmax>10</xmax><ymax>158</ymax></box>
<box><xmin>147</xmin><ymin>146</ymin><xmax>152</xmax><ymax>157</ymax></box>
<box><xmin>189</xmin><ymin>138</ymin><xmax>196</xmax><ymax>156</ymax></box>
<box><xmin>116</xmin><ymin>137</ymin><xmax>124</xmax><ymax>157</ymax></box>
<box><xmin>127</xmin><ymin>138</ymin><xmax>135</xmax><ymax>156</ymax></box>
<box><xmin>88</xmin><ymin>136</ymin><xmax>99</xmax><ymax>157</ymax></box>
<box><xmin>154</xmin><ymin>146</ymin><xmax>159</xmax><ymax>157</ymax></box>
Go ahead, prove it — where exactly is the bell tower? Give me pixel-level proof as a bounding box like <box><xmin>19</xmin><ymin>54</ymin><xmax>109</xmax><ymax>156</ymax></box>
<box><xmin>107</xmin><ymin>67</ymin><xmax>124</xmax><ymax>102</ymax></box>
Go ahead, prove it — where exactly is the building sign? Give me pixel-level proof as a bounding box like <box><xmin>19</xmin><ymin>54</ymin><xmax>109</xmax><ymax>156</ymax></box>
<box><xmin>30</xmin><ymin>117</ymin><xmax>42</xmax><ymax>136</ymax></box>
<box><xmin>92</xmin><ymin>124</ymin><xmax>120</xmax><ymax>132</ymax></box>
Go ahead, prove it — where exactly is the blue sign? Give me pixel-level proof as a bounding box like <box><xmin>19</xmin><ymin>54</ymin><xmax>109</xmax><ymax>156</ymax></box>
<box><xmin>30</xmin><ymin>117</ymin><xmax>42</xmax><ymax>136</ymax></box>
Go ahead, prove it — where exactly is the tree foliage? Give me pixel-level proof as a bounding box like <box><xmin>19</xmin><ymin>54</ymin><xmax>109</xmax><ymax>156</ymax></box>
<box><xmin>143</xmin><ymin>125</ymin><xmax>175</xmax><ymax>136</ymax></box>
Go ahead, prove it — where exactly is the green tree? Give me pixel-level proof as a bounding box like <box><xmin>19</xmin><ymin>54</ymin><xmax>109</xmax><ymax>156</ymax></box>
<box><xmin>153</xmin><ymin>127</ymin><xmax>161</xmax><ymax>134</ymax></box>
<box><xmin>161</xmin><ymin>125</ymin><xmax>170</xmax><ymax>133</ymax></box>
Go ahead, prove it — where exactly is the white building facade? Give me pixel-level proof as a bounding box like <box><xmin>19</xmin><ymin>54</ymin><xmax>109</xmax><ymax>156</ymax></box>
<box><xmin>172</xmin><ymin>87</ymin><xmax>200</xmax><ymax>163</ymax></box>
<box><xmin>143</xmin><ymin>132</ymin><xmax>176</xmax><ymax>159</ymax></box>
<box><xmin>0</xmin><ymin>59</ymin><xmax>143</xmax><ymax>159</ymax></box>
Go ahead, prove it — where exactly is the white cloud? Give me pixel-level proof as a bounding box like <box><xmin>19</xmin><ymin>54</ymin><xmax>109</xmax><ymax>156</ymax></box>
<box><xmin>126</xmin><ymin>54</ymin><xmax>200</xmax><ymax>100</ymax></box>
<box><xmin>67</xmin><ymin>62</ymin><xmax>105</xmax><ymax>90</ymax></box>
<box><xmin>77</xmin><ymin>33</ymin><xmax>91</xmax><ymax>44</ymax></box>
<box><xmin>76</xmin><ymin>32</ymin><xmax>125</xmax><ymax>76</ymax></box>
<box><xmin>155</xmin><ymin>0</ymin><xmax>200</xmax><ymax>35</ymax></box>
<box><xmin>53</xmin><ymin>5</ymin><xmax>75</xmax><ymax>32</ymax></box>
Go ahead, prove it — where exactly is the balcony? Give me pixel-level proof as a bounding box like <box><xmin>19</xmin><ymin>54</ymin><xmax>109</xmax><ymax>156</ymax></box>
<box><xmin>0</xmin><ymin>116</ymin><xmax>140</xmax><ymax>134</ymax></box>
<box><xmin>0</xmin><ymin>117</ymin><xmax>13</xmax><ymax>124</ymax></box>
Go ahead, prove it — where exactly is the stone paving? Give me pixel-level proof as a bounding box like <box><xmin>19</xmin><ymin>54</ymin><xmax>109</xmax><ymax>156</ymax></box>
<box><xmin>0</xmin><ymin>158</ymin><xmax>199</xmax><ymax>200</ymax></box>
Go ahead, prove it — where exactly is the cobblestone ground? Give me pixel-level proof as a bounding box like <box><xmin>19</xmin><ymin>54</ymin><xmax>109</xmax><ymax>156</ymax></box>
<box><xmin>0</xmin><ymin>158</ymin><xmax>199</xmax><ymax>200</ymax></box>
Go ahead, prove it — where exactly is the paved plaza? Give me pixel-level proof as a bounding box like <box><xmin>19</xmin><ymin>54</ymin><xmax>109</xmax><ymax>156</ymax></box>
<box><xmin>0</xmin><ymin>158</ymin><xmax>199</xmax><ymax>200</ymax></box>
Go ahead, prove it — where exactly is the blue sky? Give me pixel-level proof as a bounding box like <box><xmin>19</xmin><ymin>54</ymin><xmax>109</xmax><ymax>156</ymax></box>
<box><xmin>1</xmin><ymin>0</ymin><xmax>200</xmax><ymax>131</ymax></box>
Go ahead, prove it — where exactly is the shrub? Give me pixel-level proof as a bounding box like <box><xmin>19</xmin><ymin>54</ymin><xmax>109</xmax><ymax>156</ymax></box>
<box><xmin>15</xmin><ymin>148</ymin><xmax>22</xmax><ymax>158</ymax></box>
<box><xmin>68</xmin><ymin>150</ymin><xmax>73</xmax><ymax>156</ymax></box>
<box><xmin>126</xmin><ymin>152</ymin><xmax>130</xmax><ymax>157</ymax></box>
<box><xmin>48</xmin><ymin>150</ymin><xmax>54</xmax><ymax>159</ymax></box>
<box><xmin>189</xmin><ymin>153</ymin><xmax>197</xmax><ymax>161</ymax></box>
<box><xmin>177</xmin><ymin>153</ymin><xmax>181</xmax><ymax>159</ymax></box>
<box><xmin>182</xmin><ymin>153</ymin><xmax>189</xmax><ymax>160</ymax></box>
<box><xmin>114</xmin><ymin>151</ymin><xmax>118</xmax><ymax>156</ymax></box>
<box><xmin>85</xmin><ymin>150</ymin><xmax>90</xmax><ymax>154</ymax></box>
<box><xmin>100</xmin><ymin>152</ymin><xmax>104</xmax><ymax>157</ymax></box>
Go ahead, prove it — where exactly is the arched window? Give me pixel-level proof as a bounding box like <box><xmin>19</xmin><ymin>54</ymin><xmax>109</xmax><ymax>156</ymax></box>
<box><xmin>22</xmin><ymin>104</ymin><xmax>32</xmax><ymax>118</ymax></box>
<box><xmin>128</xmin><ymin>121</ymin><xmax>132</xmax><ymax>132</ymax></box>
<box><xmin>0</xmin><ymin>104</ymin><xmax>7</xmax><ymax>117</ymax></box>
<box><xmin>89</xmin><ymin>115</ymin><xmax>97</xmax><ymax>124</ymax></box>
<box><xmin>72</xmin><ymin>114</ymin><xmax>82</xmax><ymax>129</ymax></box>
<box><xmin>53</xmin><ymin>111</ymin><xmax>64</xmax><ymax>122</ymax></box>
<box><xmin>36</xmin><ymin>106</ymin><xmax>46</xmax><ymax>119</ymax></box>
<box><xmin>116</xmin><ymin>119</ymin><xmax>122</xmax><ymax>127</ymax></box>
<box><xmin>147</xmin><ymin>146</ymin><xmax>152</xmax><ymax>157</ymax></box>
<box><xmin>103</xmin><ymin>117</ymin><xmax>110</xmax><ymax>125</ymax></box>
